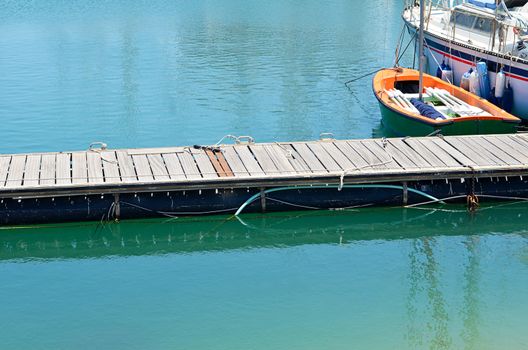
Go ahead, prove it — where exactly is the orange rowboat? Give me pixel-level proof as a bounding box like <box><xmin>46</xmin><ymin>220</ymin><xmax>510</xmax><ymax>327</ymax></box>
<box><xmin>372</xmin><ymin>68</ymin><xmax>520</xmax><ymax>136</ymax></box>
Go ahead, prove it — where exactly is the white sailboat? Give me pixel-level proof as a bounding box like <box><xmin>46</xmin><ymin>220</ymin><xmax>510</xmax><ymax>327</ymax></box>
<box><xmin>372</xmin><ymin>0</ymin><xmax>520</xmax><ymax>136</ymax></box>
<box><xmin>402</xmin><ymin>0</ymin><xmax>528</xmax><ymax>120</ymax></box>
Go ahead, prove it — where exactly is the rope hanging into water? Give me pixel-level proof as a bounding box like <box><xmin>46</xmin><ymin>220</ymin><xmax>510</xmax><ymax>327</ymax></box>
<box><xmin>344</xmin><ymin>31</ymin><xmax>416</xmax><ymax>87</ymax></box>
<box><xmin>344</xmin><ymin>68</ymin><xmax>383</xmax><ymax>86</ymax></box>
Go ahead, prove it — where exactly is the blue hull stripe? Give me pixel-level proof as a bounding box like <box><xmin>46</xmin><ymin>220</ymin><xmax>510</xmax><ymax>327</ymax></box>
<box><xmin>422</xmin><ymin>34</ymin><xmax>528</xmax><ymax>79</ymax></box>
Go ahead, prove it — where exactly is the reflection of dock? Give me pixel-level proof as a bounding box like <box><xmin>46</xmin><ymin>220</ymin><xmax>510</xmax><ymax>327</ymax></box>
<box><xmin>2</xmin><ymin>134</ymin><xmax>528</xmax><ymax>224</ymax></box>
<box><xmin>1</xmin><ymin>205</ymin><xmax>526</xmax><ymax>261</ymax></box>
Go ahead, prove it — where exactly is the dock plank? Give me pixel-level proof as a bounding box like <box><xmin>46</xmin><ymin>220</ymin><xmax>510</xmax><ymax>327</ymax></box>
<box><xmin>192</xmin><ymin>150</ymin><xmax>218</xmax><ymax>179</ymax></box>
<box><xmin>205</xmin><ymin>150</ymin><xmax>227</xmax><ymax>177</ymax></box>
<box><xmin>221</xmin><ymin>147</ymin><xmax>249</xmax><ymax>177</ymax></box>
<box><xmin>132</xmin><ymin>154</ymin><xmax>154</xmax><ymax>182</ymax></box>
<box><xmin>469</xmin><ymin>136</ymin><xmax>520</xmax><ymax>165</ymax></box>
<box><xmin>403</xmin><ymin>138</ymin><xmax>448</xmax><ymax>167</ymax></box>
<box><xmin>163</xmin><ymin>153</ymin><xmax>186</xmax><ymax>180</ymax></box>
<box><xmin>100</xmin><ymin>151</ymin><xmax>120</xmax><ymax>183</ymax></box>
<box><xmin>361</xmin><ymin>139</ymin><xmax>413</xmax><ymax>169</ymax></box>
<box><xmin>319</xmin><ymin>142</ymin><xmax>356</xmax><ymax>170</ymax></box>
<box><xmin>234</xmin><ymin>146</ymin><xmax>265</xmax><ymax>176</ymax></box>
<box><xmin>443</xmin><ymin>137</ymin><xmax>494</xmax><ymax>166</ymax></box>
<box><xmin>496</xmin><ymin>134</ymin><xmax>528</xmax><ymax>151</ymax></box>
<box><xmin>72</xmin><ymin>152</ymin><xmax>88</xmax><ymax>184</ymax></box>
<box><xmin>263</xmin><ymin>144</ymin><xmax>297</xmax><ymax>174</ymax></box>
<box><xmin>292</xmin><ymin>143</ymin><xmax>326</xmax><ymax>172</ymax></box>
<box><xmin>213</xmin><ymin>151</ymin><xmax>234</xmax><ymax>177</ymax></box>
<box><xmin>306</xmin><ymin>143</ymin><xmax>341</xmax><ymax>172</ymax></box>
<box><xmin>127</xmin><ymin>147</ymin><xmax>183</xmax><ymax>155</ymax></box>
<box><xmin>249</xmin><ymin>145</ymin><xmax>279</xmax><ymax>175</ymax></box>
<box><xmin>5</xmin><ymin>155</ymin><xmax>26</xmax><ymax>188</ymax></box>
<box><xmin>24</xmin><ymin>155</ymin><xmax>41</xmax><ymax>187</ymax></box>
<box><xmin>413</xmin><ymin>138</ymin><xmax>462</xmax><ymax>167</ymax></box>
<box><xmin>116</xmin><ymin>151</ymin><xmax>137</xmax><ymax>183</ymax></box>
<box><xmin>511</xmin><ymin>133</ymin><xmax>528</xmax><ymax>144</ymax></box>
<box><xmin>347</xmin><ymin>140</ymin><xmax>394</xmax><ymax>169</ymax></box>
<box><xmin>333</xmin><ymin>141</ymin><xmax>370</xmax><ymax>168</ymax></box>
<box><xmin>508</xmin><ymin>134</ymin><xmax>528</xmax><ymax>152</ymax></box>
<box><xmin>147</xmin><ymin>154</ymin><xmax>170</xmax><ymax>181</ymax></box>
<box><xmin>87</xmin><ymin>151</ymin><xmax>104</xmax><ymax>184</ymax></box>
<box><xmin>56</xmin><ymin>153</ymin><xmax>71</xmax><ymax>185</ymax></box>
<box><xmin>388</xmin><ymin>139</ymin><xmax>432</xmax><ymax>168</ymax></box>
<box><xmin>486</xmin><ymin>136</ymin><xmax>528</xmax><ymax>164</ymax></box>
<box><xmin>459</xmin><ymin>137</ymin><xmax>505</xmax><ymax>165</ymax></box>
<box><xmin>40</xmin><ymin>154</ymin><xmax>56</xmax><ymax>186</ymax></box>
<box><xmin>428</xmin><ymin>138</ymin><xmax>476</xmax><ymax>167</ymax></box>
<box><xmin>5</xmin><ymin>156</ymin><xmax>25</xmax><ymax>188</ymax></box>
<box><xmin>278</xmin><ymin>144</ymin><xmax>311</xmax><ymax>173</ymax></box>
<box><xmin>0</xmin><ymin>157</ymin><xmax>11</xmax><ymax>187</ymax></box>
<box><xmin>178</xmin><ymin>150</ymin><xmax>202</xmax><ymax>179</ymax></box>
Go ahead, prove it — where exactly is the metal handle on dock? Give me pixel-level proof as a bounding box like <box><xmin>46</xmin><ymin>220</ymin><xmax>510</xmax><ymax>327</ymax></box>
<box><xmin>319</xmin><ymin>132</ymin><xmax>335</xmax><ymax>141</ymax></box>
<box><xmin>89</xmin><ymin>142</ymin><xmax>108</xmax><ymax>151</ymax></box>
<box><xmin>235</xmin><ymin>136</ymin><xmax>255</xmax><ymax>144</ymax></box>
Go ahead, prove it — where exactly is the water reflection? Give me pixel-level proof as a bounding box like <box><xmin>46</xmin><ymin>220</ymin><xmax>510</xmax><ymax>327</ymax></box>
<box><xmin>461</xmin><ymin>236</ymin><xmax>481</xmax><ymax>350</ymax></box>
<box><xmin>1</xmin><ymin>205</ymin><xmax>527</xmax><ymax>349</ymax></box>
<box><xmin>1</xmin><ymin>204</ymin><xmax>526</xmax><ymax>261</ymax></box>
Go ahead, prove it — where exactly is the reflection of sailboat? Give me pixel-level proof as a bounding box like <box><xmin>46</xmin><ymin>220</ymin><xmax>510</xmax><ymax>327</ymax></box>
<box><xmin>422</xmin><ymin>237</ymin><xmax>452</xmax><ymax>349</ymax></box>
<box><xmin>460</xmin><ymin>236</ymin><xmax>482</xmax><ymax>348</ymax></box>
<box><xmin>403</xmin><ymin>215</ymin><xmax>491</xmax><ymax>349</ymax></box>
<box><xmin>1</xmin><ymin>204</ymin><xmax>527</xmax><ymax>261</ymax></box>
<box><xmin>405</xmin><ymin>238</ymin><xmax>456</xmax><ymax>348</ymax></box>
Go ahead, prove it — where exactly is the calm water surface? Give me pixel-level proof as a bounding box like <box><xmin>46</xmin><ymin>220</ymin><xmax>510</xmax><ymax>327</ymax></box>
<box><xmin>1</xmin><ymin>207</ymin><xmax>528</xmax><ymax>349</ymax></box>
<box><xmin>1</xmin><ymin>1</ymin><xmax>527</xmax><ymax>349</ymax></box>
<box><xmin>0</xmin><ymin>0</ymin><xmax>403</xmax><ymax>153</ymax></box>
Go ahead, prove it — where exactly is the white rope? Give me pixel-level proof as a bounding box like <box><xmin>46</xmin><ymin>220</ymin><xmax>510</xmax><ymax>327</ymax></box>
<box><xmin>120</xmin><ymin>201</ymin><xmax>239</xmax><ymax>216</ymax></box>
<box><xmin>423</xmin><ymin>40</ymin><xmax>454</xmax><ymax>84</ymax></box>
<box><xmin>265</xmin><ymin>197</ymin><xmax>323</xmax><ymax>210</ymax></box>
<box><xmin>338</xmin><ymin>159</ymin><xmax>394</xmax><ymax>191</ymax></box>
<box><xmin>338</xmin><ymin>140</ymin><xmax>395</xmax><ymax>191</ymax></box>
<box><xmin>405</xmin><ymin>193</ymin><xmax>528</xmax><ymax>208</ymax></box>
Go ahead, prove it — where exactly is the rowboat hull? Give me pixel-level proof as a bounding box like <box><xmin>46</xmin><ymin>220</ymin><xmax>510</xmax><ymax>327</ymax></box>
<box><xmin>373</xmin><ymin>68</ymin><xmax>520</xmax><ymax>137</ymax></box>
<box><xmin>379</xmin><ymin>99</ymin><xmax>518</xmax><ymax>137</ymax></box>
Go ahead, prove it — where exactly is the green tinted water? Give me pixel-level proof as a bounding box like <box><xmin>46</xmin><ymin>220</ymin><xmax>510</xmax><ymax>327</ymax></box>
<box><xmin>1</xmin><ymin>0</ymin><xmax>527</xmax><ymax>348</ymax></box>
<box><xmin>1</xmin><ymin>206</ymin><xmax>528</xmax><ymax>349</ymax></box>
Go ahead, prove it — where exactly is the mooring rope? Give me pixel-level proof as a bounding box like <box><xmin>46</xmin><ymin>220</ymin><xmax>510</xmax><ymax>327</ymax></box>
<box><xmin>119</xmin><ymin>200</ymin><xmax>239</xmax><ymax>217</ymax></box>
<box><xmin>234</xmin><ymin>184</ymin><xmax>441</xmax><ymax>216</ymax></box>
<box><xmin>405</xmin><ymin>193</ymin><xmax>528</xmax><ymax>209</ymax></box>
<box><xmin>423</xmin><ymin>40</ymin><xmax>454</xmax><ymax>85</ymax></box>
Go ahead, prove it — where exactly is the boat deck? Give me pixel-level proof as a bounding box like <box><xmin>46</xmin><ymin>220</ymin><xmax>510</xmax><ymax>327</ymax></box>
<box><xmin>1</xmin><ymin>134</ymin><xmax>528</xmax><ymax>198</ymax></box>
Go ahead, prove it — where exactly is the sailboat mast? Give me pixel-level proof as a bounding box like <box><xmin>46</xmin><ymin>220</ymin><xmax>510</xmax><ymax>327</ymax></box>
<box><xmin>418</xmin><ymin>0</ymin><xmax>425</xmax><ymax>101</ymax></box>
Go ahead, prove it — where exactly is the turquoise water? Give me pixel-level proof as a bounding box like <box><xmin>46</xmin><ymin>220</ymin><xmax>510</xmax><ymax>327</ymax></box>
<box><xmin>0</xmin><ymin>0</ymin><xmax>403</xmax><ymax>154</ymax></box>
<box><xmin>1</xmin><ymin>1</ymin><xmax>528</xmax><ymax>349</ymax></box>
<box><xmin>1</xmin><ymin>207</ymin><xmax>528</xmax><ymax>349</ymax></box>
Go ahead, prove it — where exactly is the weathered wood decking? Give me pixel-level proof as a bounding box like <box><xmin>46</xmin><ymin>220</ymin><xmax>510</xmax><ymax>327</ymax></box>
<box><xmin>1</xmin><ymin>134</ymin><xmax>528</xmax><ymax>198</ymax></box>
<box><xmin>2</xmin><ymin>134</ymin><xmax>528</xmax><ymax>225</ymax></box>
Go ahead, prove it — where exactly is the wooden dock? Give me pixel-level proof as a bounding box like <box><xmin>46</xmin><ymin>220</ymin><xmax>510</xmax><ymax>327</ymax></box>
<box><xmin>1</xmin><ymin>134</ymin><xmax>528</xmax><ymax>225</ymax></box>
